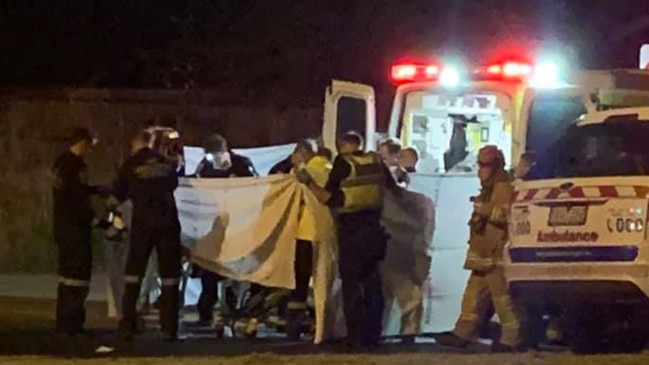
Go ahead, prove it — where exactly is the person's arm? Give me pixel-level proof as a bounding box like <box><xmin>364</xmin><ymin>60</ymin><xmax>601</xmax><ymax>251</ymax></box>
<box><xmin>382</xmin><ymin>162</ymin><xmax>404</xmax><ymax>196</ymax></box>
<box><xmin>475</xmin><ymin>181</ymin><xmax>512</xmax><ymax>229</ymax></box>
<box><xmin>305</xmin><ymin>156</ymin><xmax>349</xmax><ymax>207</ymax></box>
<box><xmin>111</xmin><ymin>160</ymin><xmax>131</xmax><ymax>204</ymax></box>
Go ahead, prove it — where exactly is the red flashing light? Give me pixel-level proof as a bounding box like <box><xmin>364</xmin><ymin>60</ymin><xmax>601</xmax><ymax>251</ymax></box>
<box><xmin>475</xmin><ymin>60</ymin><xmax>533</xmax><ymax>81</ymax></box>
<box><xmin>390</xmin><ymin>62</ymin><xmax>440</xmax><ymax>84</ymax></box>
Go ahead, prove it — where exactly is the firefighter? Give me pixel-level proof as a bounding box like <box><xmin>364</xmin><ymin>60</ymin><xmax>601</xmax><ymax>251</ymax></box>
<box><xmin>52</xmin><ymin>127</ymin><xmax>101</xmax><ymax>337</ymax></box>
<box><xmin>296</xmin><ymin>131</ymin><xmax>401</xmax><ymax>348</ymax></box>
<box><xmin>188</xmin><ymin>134</ymin><xmax>259</xmax><ymax>335</ymax></box>
<box><xmin>286</xmin><ymin>138</ymin><xmax>332</xmax><ymax>340</ymax></box>
<box><xmin>435</xmin><ymin>145</ymin><xmax>522</xmax><ymax>352</ymax></box>
<box><xmin>113</xmin><ymin>130</ymin><xmax>182</xmax><ymax>341</ymax></box>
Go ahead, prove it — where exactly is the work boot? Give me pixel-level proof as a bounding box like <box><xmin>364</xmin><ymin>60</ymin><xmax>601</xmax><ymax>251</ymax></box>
<box><xmin>159</xmin><ymin>332</ymin><xmax>178</xmax><ymax>342</ymax></box>
<box><xmin>435</xmin><ymin>332</ymin><xmax>470</xmax><ymax>348</ymax></box>
<box><xmin>491</xmin><ymin>343</ymin><xmax>526</xmax><ymax>353</ymax></box>
<box><xmin>286</xmin><ymin>309</ymin><xmax>305</xmax><ymax>341</ymax></box>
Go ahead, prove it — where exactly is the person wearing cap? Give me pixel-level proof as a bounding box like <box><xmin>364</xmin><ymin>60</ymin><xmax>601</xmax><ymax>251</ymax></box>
<box><xmin>51</xmin><ymin>127</ymin><xmax>101</xmax><ymax>338</ymax></box>
<box><xmin>435</xmin><ymin>145</ymin><xmax>522</xmax><ymax>352</ymax></box>
<box><xmin>112</xmin><ymin>130</ymin><xmax>182</xmax><ymax>342</ymax></box>
<box><xmin>296</xmin><ymin>131</ymin><xmax>402</xmax><ymax>349</ymax></box>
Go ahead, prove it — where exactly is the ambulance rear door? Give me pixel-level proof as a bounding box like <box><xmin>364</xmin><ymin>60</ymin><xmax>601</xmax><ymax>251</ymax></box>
<box><xmin>322</xmin><ymin>80</ymin><xmax>376</xmax><ymax>153</ymax></box>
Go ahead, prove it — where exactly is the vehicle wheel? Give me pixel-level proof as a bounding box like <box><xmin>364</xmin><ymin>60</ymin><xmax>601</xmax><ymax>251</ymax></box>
<box><xmin>605</xmin><ymin>307</ymin><xmax>649</xmax><ymax>353</ymax></box>
<box><xmin>521</xmin><ymin>305</ymin><xmax>547</xmax><ymax>349</ymax></box>
<box><xmin>564</xmin><ymin>307</ymin><xmax>607</xmax><ymax>354</ymax></box>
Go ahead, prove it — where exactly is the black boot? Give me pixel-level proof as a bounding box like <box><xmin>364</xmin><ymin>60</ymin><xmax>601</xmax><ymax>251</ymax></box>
<box><xmin>286</xmin><ymin>309</ymin><xmax>305</xmax><ymax>341</ymax></box>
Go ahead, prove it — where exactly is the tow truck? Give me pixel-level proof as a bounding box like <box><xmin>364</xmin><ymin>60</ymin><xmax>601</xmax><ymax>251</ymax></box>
<box><xmin>321</xmin><ymin>51</ymin><xmax>649</xmax><ymax>336</ymax></box>
<box><xmin>505</xmin><ymin>107</ymin><xmax>649</xmax><ymax>353</ymax></box>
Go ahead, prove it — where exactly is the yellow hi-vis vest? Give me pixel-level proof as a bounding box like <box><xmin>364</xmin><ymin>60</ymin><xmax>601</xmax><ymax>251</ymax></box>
<box><xmin>337</xmin><ymin>152</ymin><xmax>385</xmax><ymax>213</ymax></box>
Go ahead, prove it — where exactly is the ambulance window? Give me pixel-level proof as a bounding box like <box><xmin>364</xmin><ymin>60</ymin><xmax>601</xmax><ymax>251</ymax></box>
<box><xmin>525</xmin><ymin>96</ymin><xmax>587</xmax><ymax>180</ymax></box>
<box><xmin>337</xmin><ymin>97</ymin><xmax>366</xmax><ymax>139</ymax></box>
<box><xmin>556</xmin><ymin>121</ymin><xmax>649</xmax><ymax>178</ymax></box>
<box><xmin>401</xmin><ymin>91</ymin><xmax>506</xmax><ymax>175</ymax></box>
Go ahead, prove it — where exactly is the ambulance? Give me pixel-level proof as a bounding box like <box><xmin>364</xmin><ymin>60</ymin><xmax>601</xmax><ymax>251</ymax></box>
<box><xmin>505</xmin><ymin>111</ymin><xmax>649</xmax><ymax>353</ymax></box>
<box><xmin>320</xmin><ymin>52</ymin><xmax>649</xmax><ymax>336</ymax></box>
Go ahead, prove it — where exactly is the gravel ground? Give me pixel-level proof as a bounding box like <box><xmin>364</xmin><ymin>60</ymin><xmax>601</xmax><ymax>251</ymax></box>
<box><xmin>2</xmin><ymin>297</ymin><xmax>649</xmax><ymax>364</ymax></box>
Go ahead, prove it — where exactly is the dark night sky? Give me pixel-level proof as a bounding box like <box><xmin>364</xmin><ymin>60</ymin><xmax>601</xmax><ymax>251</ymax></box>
<box><xmin>1</xmin><ymin>0</ymin><xmax>649</xmax><ymax>105</ymax></box>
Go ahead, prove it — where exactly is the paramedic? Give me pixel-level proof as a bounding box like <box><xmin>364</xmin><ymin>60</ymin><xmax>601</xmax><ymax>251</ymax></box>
<box><xmin>190</xmin><ymin>134</ymin><xmax>260</xmax><ymax>334</ymax></box>
<box><xmin>286</xmin><ymin>138</ymin><xmax>332</xmax><ymax>340</ymax></box>
<box><xmin>395</xmin><ymin>147</ymin><xmax>419</xmax><ymax>186</ymax></box>
<box><xmin>378</xmin><ymin>138</ymin><xmax>402</xmax><ymax>182</ymax></box>
<box><xmin>113</xmin><ymin>130</ymin><xmax>182</xmax><ymax>341</ymax></box>
<box><xmin>435</xmin><ymin>145</ymin><xmax>522</xmax><ymax>352</ymax></box>
<box><xmin>297</xmin><ymin>131</ymin><xmax>401</xmax><ymax>348</ymax></box>
<box><xmin>513</xmin><ymin>151</ymin><xmax>536</xmax><ymax>181</ymax></box>
<box><xmin>52</xmin><ymin>127</ymin><xmax>100</xmax><ymax>337</ymax></box>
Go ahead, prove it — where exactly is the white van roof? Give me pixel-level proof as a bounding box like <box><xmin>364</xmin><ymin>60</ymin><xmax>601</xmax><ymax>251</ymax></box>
<box><xmin>578</xmin><ymin>107</ymin><xmax>649</xmax><ymax>126</ymax></box>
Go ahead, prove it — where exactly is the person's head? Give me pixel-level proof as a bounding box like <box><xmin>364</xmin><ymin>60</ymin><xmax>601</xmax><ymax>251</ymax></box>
<box><xmin>337</xmin><ymin>131</ymin><xmax>364</xmax><ymax>155</ymax></box>
<box><xmin>131</xmin><ymin>130</ymin><xmax>153</xmax><ymax>155</ymax></box>
<box><xmin>477</xmin><ymin>145</ymin><xmax>506</xmax><ymax>182</ymax></box>
<box><xmin>514</xmin><ymin>151</ymin><xmax>536</xmax><ymax>179</ymax></box>
<box><xmin>292</xmin><ymin>138</ymin><xmax>318</xmax><ymax>166</ymax></box>
<box><xmin>317</xmin><ymin>146</ymin><xmax>333</xmax><ymax>162</ymax></box>
<box><xmin>378</xmin><ymin>138</ymin><xmax>401</xmax><ymax>166</ymax></box>
<box><xmin>203</xmin><ymin>134</ymin><xmax>233</xmax><ymax>169</ymax></box>
<box><xmin>398</xmin><ymin>147</ymin><xmax>419</xmax><ymax>172</ymax></box>
<box><xmin>68</xmin><ymin>127</ymin><xmax>98</xmax><ymax>157</ymax></box>
<box><xmin>204</xmin><ymin>134</ymin><xmax>228</xmax><ymax>155</ymax></box>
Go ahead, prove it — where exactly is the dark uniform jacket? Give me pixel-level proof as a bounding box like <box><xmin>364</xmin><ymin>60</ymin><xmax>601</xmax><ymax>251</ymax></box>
<box><xmin>52</xmin><ymin>151</ymin><xmax>97</xmax><ymax>229</ymax></box>
<box><xmin>269</xmin><ymin>155</ymin><xmax>293</xmax><ymax>175</ymax></box>
<box><xmin>113</xmin><ymin>147</ymin><xmax>179</xmax><ymax>228</ymax></box>
<box><xmin>195</xmin><ymin>152</ymin><xmax>257</xmax><ymax>178</ymax></box>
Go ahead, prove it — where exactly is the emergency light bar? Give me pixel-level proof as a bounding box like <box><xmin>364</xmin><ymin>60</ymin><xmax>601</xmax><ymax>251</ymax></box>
<box><xmin>390</xmin><ymin>58</ymin><xmax>561</xmax><ymax>86</ymax></box>
<box><xmin>474</xmin><ymin>61</ymin><xmax>533</xmax><ymax>80</ymax></box>
<box><xmin>390</xmin><ymin>62</ymin><xmax>441</xmax><ymax>84</ymax></box>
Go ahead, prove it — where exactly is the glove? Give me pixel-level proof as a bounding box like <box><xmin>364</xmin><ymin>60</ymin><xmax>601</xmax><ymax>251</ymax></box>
<box><xmin>295</xmin><ymin>168</ymin><xmax>313</xmax><ymax>184</ymax></box>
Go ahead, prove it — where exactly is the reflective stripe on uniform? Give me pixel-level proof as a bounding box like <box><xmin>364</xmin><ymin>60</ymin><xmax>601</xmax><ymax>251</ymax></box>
<box><xmin>161</xmin><ymin>278</ymin><xmax>180</xmax><ymax>286</ymax></box>
<box><xmin>58</xmin><ymin>276</ymin><xmax>90</xmax><ymax>287</ymax></box>
<box><xmin>124</xmin><ymin>275</ymin><xmax>141</xmax><ymax>283</ymax></box>
<box><xmin>458</xmin><ymin>312</ymin><xmax>479</xmax><ymax>322</ymax></box>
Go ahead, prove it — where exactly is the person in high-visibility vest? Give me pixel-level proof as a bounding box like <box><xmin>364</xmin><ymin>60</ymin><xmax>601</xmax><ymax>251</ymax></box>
<box><xmin>285</xmin><ymin>138</ymin><xmax>332</xmax><ymax>340</ymax></box>
<box><xmin>296</xmin><ymin>131</ymin><xmax>402</xmax><ymax>349</ymax></box>
<box><xmin>435</xmin><ymin>145</ymin><xmax>523</xmax><ymax>352</ymax></box>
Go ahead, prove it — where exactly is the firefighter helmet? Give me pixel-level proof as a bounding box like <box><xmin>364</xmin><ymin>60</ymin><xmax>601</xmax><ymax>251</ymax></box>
<box><xmin>478</xmin><ymin>145</ymin><xmax>505</xmax><ymax>168</ymax></box>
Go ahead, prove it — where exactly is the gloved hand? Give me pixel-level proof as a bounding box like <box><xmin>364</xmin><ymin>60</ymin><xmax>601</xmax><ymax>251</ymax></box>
<box><xmin>295</xmin><ymin>168</ymin><xmax>312</xmax><ymax>185</ymax></box>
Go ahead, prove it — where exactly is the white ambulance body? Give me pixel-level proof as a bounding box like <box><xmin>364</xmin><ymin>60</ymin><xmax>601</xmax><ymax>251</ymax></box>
<box><xmin>505</xmin><ymin>107</ymin><xmax>649</xmax><ymax>352</ymax></box>
<box><xmin>321</xmin><ymin>56</ymin><xmax>649</xmax><ymax>334</ymax></box>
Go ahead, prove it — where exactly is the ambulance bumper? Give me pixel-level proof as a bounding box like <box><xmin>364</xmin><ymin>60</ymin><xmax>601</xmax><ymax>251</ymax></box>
<box><xmin>504</xmin><ymin>262</ymin><xmax>649</xmax><ymax>305</ymax></box>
